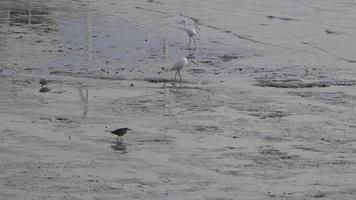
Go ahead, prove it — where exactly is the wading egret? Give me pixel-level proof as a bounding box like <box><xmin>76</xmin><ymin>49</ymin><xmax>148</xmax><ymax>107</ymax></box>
<box><xmin>183</xmin><ymin>19</ymin><xmax>197</xmax><ymax>49</ymax></box>
<box><xmin>170</xmin><ymin>57</ymin><xmax>198</xmax><ymax>85</ymax></box>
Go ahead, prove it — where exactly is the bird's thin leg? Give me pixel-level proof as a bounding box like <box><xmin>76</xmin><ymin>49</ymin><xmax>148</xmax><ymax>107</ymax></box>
<box><xmin>189</xmin><ymin>47</ymin><xmax>196</xmax><ymax>55</ymax></box>
<box><xmin>187</xmin><ymin>37</ymin><xmax>191</xmax><ymax>48</ymax></box>
<box><xmin>172</xmin><ymin>70</ymin><xmax>178</xmax><ymax>85</ymax></box>
<box><xmin>178</xmin><ymin>71</ymin><xmax>182</xmax><ymax>86</ymax></box>
<box><xmin>193</xmin><ymin>37</ymin><xmax>196</xmax><ymax>50</ymax></box>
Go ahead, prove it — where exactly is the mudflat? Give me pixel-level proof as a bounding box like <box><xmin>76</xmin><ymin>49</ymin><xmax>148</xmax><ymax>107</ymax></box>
<box><xmin>0</xmin><ymin>0</ymin><xmax>355</xmax><ymax>199</ymax></box>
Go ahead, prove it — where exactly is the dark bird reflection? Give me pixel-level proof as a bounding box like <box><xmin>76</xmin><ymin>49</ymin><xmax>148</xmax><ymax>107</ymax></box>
<box><xmin>110</xmin><ymin>141</ymin><xmax>127</xmax><ymax>153</ymax></box>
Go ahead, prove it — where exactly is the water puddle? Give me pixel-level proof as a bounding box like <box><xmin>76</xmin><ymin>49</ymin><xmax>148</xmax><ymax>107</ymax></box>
<box><xmin>0</xmin><ymin>0</ymin><xmax>253</xmax><ymax>80</ymax></box>
<box><xmin>53</xmin><ymin>18</ymin><xmax>185</xmax><ymax>67</ymax></box>
<box><xmin>0</xmin><ymin>0</ymin><xmax>185</xmax><ymax>73</ymax></box>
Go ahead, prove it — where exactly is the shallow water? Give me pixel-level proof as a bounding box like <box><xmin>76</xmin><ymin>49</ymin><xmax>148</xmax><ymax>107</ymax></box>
<box><xmin>0</xmin><ymin>0</ymin><xmax>186</xmax><ymax>70</ymax></box>
<box><xmin>1</xmin><ymin>0</ymin><xmax>254</xmax><ymax>76</ymax></box>
<box><xmin>1</xmin><ymin>0</ymin><xmax>356</xmax><ymax>200</ymax></box>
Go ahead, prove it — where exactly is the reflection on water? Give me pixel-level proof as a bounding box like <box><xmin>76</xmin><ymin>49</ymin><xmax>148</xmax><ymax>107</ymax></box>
<box><xmin>0</xmin><ymin>0</ymin><xmax>55</xmax><ymax>58</ymax></box>
<box><xmin>0</xmin><ymin>0</ymin><xmax>186</xmax><ymax>73</ymax></box>
<box><xmin>186</xmin><ymin>51</ymin><xmax>196</xmax><ymax>60</ymax></box>
<box><xmin>0</xmin><ymin>0</ymin><xmax>54</xmax><ymax>30</ymax></box>
<box><xmin>163</xmin><ymin>83</ymin><xmax>171</xmax><ymax>117</ymax></box>
<box><xmin>8</xmin><ymin>8</ymin><xmax>50</xmax><ymax>25</ymax></box>
<box><xmin>0</xmin><ymin>0</ymin><xmax>183</xmax><ymax>73</ymax></box>
<box><xmin>162</xmin><ymin>82</ymin><xmax>180</xmax><ymax>122</ymax></box>
<box><xmin>161</xmin><ymin>39</ymin><xmax>168</xmax><ymax>60</ymax></box>
<box><xmin>78</xmin><ymin>84</ymin><xmax>89</xmax><ymax>118</ymax></box>
<box><xmin>111</xmin><ymin>141</ymin><xmax>127</xmax><ymax>153</ymax></box>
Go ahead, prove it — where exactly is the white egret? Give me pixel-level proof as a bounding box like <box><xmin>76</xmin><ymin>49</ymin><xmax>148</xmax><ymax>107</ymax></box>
<box><xmin>183</xmin><ymin>19</ymin><xmax>197</xmax><ymax>49</ymax></box>
<box><xmin>170</xmin><ymin>57</ymin><xmax>198</xmax><ymax>85</ymax></box>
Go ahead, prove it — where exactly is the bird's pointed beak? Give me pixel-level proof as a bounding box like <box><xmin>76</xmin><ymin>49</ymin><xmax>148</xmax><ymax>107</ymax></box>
<box><xmin>191</xmin><ymin>59</ymin><xmax>199</xmax><ymax>66</ymax></box>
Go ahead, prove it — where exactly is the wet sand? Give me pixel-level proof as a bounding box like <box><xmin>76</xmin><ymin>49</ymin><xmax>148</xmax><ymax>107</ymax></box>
<box><xmin>1</xmin><ymin>0</ymin><xmax>356</xmax><ymax>199</ymax></box>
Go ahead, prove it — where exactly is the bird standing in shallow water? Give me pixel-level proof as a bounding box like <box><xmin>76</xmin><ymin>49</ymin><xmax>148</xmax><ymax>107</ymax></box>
<box><xmin>183</xmin><ymin>19</ymin><xmax>197</xmax><ymax>49</ymax></box>
<box><xmin>111</xmin><ymin>128</ymin><xmax>131</xmax><ymax>142</ymax></box>
<box><xmin>170</xmin><ymin>57</ymin><xmax>198</xmax><ymax>85</ymax></box>
<box><xmin>171</xmin><ymin>57</ymin><xmax>188</xmax><ymax>85</ymax></box>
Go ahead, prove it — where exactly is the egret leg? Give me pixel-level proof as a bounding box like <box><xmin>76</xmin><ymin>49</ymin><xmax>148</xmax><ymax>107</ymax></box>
<box><xmin>189</xmin><ymin>48</ymin><xmax>196</xmax><ymax>55</ymax></box>
<box><xmin>178</xmin><ymin>71</ymin><xmax>182</xmax><ymax>86</ymax></box>
<box><xmin>172</xmin><ymin>71</ymin><xmax>178</xmax><ymax>85</ymax></box>
<box><xmin>187</xmin><ymin>37</ymin><xmax>191</xmax><ymax>48</ymax></box>
<box><xmin>193</xmin><ymin>37</ymin><xmax>196</xmax><ymax>49</ymax></box>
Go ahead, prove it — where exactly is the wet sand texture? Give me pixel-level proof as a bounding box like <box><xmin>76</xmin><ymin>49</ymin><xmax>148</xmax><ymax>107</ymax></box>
<box><xmin>0</xmin><ymin>0</ymin><xmax>356</xmax><ymax>199</ymax></box>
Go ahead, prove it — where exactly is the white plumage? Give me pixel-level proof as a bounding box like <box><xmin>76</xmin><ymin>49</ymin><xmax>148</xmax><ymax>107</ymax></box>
<box><xmin>171</xmin><ymin>57</ymin><xmax>188</xmax><ymax>72</ymax></box>
<box><xmin>184</xmin><ymin>19</ymin><xmax>197</xmax><ymax>49</ymax></box>
<box><xmin>171</xmin><ymin>57</ymin><xmax>188</xmax><ymax>85</ymax></box>
<box><xmin>170</xmin><ymin>57</ymin><xmax>198</xmax><ymax>85</ymax></box>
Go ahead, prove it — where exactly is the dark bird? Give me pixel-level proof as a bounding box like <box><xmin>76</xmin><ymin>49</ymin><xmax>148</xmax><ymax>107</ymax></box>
<box><xmin>39</xmin><ymin>78</ymin><xmax>50</xmax><ymax>86</ymax></box>
<box><xmin>111</xmin><ymin>128</ymin><xmax>131</xmax><ymax>142</ymax></box>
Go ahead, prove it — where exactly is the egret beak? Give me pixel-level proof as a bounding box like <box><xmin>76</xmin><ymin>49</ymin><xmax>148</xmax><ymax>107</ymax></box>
<box><xmin>190</xmin><ymin>59</ymin><xmax>199</xmax><ymax>66</ymax></box>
